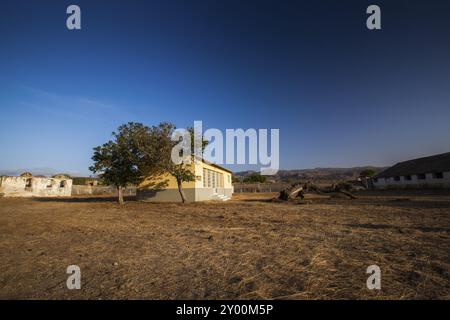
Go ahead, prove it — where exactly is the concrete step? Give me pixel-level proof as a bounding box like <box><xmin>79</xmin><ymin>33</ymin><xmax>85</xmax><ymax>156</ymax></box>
<box><xmin>212</xmin><ymin>193</ymin><xmax>231</xmax><ymax>201</ymax></box>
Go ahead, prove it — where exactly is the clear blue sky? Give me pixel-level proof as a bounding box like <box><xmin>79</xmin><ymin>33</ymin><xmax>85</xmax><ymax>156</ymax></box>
<box><xmin>1</xmin><ymin>0</ymin><xmax>449</xmax><ymax>175</ymax></box>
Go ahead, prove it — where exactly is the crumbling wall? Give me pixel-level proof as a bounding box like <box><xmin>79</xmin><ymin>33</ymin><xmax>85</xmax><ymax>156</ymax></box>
<box><xmin>0</xmin><ymin>176</ymin><xmax>72</xmax><ymax>197</ymax></box>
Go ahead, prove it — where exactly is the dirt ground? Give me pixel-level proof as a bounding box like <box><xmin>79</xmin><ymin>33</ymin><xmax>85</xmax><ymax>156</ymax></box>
<box><xmin>0</xmin><ymin>190</ymin><xmax>449</xmax><ymax>299</ymax></box>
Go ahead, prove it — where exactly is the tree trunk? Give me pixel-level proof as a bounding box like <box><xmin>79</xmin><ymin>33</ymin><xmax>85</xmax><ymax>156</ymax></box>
<box><xmin>117</xmin><ymin>185</ymin><xmax>124</xmax><ymax>205</ymax></box>
<box><xmin>176</xmin><ymin>179</ymin><xmax>187</xmax><ymax>203</ymax></box>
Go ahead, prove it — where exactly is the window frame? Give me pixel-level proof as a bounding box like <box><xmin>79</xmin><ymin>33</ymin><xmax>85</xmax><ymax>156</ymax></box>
<box><xmin>417</xmin><ymin>173</ymin><xmax>426</xmax><ymax>180</ymax></box>
<box><xmin>432</xmin><ymin>172</ymin><xmax>444</xmax><ymax>179</ymax></box>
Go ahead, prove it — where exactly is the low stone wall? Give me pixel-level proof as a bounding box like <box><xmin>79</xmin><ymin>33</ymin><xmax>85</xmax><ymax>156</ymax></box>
<box><xmin>71</xmin><ymin>185</ymin><xmax>136</xmax><ymax>196</ymax></box>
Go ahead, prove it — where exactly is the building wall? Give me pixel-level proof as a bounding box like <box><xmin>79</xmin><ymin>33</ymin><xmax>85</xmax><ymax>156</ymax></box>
<box><xmin>138</xmin><ymin>163</ymin><xmax>196</xmax><ymax>190</ymax></box>
<box><xmin>138</xmin><ymin>188</ymin><xmax>196</xmax><ymax>202</ymax></box>
<box><xmin>137</xmin><ymin>160</ymin><xmax>233</xmax><ymax>202</ymax></box>
<box><xmin>373</xmin><ymin>171</ymin><xmax>450</xmax><ymax>189</ymax></box>
<box><xmin>0</xmin><ymin>176</ymin><xmax>72</xmax><ymax>197</ymax></box>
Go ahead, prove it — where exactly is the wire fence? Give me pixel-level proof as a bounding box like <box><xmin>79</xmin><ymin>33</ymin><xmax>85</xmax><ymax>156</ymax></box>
<box><xmin>72</xmin><ymin>184</ymin><xmax>287</xmax><ymax>195</ymax></box>
<box><xmin>71</xmin><ymin>185</ymin><xmax>136</xmax><ymax>196</ymax></box>
<box><xmin>233</xmin><ymin>183</ymin><xmax>290</xmax><ymax>193</ymax></box>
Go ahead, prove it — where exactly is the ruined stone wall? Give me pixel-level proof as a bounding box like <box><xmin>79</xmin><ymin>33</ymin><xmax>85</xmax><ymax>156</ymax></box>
<box><xmin>0</xmin><ymin>176</ymin><xmax>72</xmax><ymax>197</ymax></box>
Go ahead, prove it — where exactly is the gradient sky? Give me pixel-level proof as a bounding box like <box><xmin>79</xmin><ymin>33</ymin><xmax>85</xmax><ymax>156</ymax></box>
<box><xmin>1</xmin><ymin>0</ymin><xmax>450</xmax><ymax>175</ymax></box>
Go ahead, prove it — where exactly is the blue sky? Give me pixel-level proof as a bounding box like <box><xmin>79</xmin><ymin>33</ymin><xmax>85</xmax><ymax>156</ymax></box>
<box><xmin>1</xmin><ymin>0</ymin><xmax>450</xmax><ymax>175</ymax></box>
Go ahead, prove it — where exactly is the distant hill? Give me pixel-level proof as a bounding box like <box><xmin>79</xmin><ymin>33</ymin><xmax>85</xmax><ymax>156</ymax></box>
<box><xmin>234</xmin><ymin>166</ymin><xmax>386</xmax><ymax>183</ymax></box>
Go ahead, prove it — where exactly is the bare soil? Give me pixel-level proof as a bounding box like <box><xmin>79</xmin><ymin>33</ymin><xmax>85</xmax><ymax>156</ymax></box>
<box><xmin>0</xmin><ymin>190</ymin><xmax>449</xmax><ymax>299</ymax></box>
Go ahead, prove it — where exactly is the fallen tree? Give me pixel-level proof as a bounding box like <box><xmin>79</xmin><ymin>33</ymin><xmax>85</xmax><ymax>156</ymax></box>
<box><xmin>278</xmin><ymin>183</ymin><xmax>304</xmax><ymax>201</ymax></box>
<box><xmin>278</xmin><ymin>181</ymin><xmax>357</xmax><ymax>201</ymax></box>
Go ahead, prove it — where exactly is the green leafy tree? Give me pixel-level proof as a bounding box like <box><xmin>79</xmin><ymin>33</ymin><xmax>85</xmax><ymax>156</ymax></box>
<box><xmin>243</xmin><ymin>172</ymin><xmax>267</xmax><ymax>183</ymax></box>
<box><xmin>232</xmin><ymin>176</ymin><xmax>242</xmax><ymax>183</ymax></box>
<box><xmin>360</xmin><ymin>169</ymin><xmax>376</xmax><ymax>178</ymax></box>
<box><xmin>89</xmin><ymin>122</ymin><xmax>149</xmax><ymax>205</ymax></box>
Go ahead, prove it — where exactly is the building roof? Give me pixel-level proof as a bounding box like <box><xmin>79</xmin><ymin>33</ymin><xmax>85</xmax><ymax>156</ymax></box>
<box><xmin>375</xmin><ymin>152</ymin><xmax>450</xmax><ymax>178</ymax></box>
<box><xmin>200</xmin><ymin>158</ymin><xmax>233</xmax><ymax>174</ymax></box>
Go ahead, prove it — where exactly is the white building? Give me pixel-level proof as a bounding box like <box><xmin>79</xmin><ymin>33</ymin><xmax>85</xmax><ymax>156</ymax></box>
<box><xmin>373</xmin><ymin>152</ymin><xmax>450</xmax><ymax>189</ymax></box>
<box><xmin>0</xmin><ymin>173</ymin><xmax>72</xmax><ymax>197</ymax></box>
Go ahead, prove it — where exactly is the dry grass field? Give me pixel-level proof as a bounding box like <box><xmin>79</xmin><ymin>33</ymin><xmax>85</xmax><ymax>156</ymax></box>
<box><xmin>0</xmin><ymin>190</ymin><xmax>449</xmax><ymax>299</ymax></box>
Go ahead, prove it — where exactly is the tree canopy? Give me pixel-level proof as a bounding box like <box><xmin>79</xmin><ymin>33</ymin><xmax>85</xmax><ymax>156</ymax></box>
<box><xmin>359</xmin><ymin>169</ymin><xmax>376</xmax><ymax>178</ymax></box>
<box><xmin>243</xmin><ymin>172</ymin><xmax>267</xmax><ymax>183</ymax></box>
<box><xmin>90</xmin><ymin>122</ymin><xmax>153</xmax><ymax>204</ymax></box>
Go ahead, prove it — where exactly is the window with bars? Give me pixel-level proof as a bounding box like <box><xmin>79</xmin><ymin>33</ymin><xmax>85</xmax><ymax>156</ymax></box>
<box><xmin>203</xmin><ymin>168</ymin><xmax>207</xmax><ymax>187</ymax></box>
<box><xmin>202</xmin><ymin>168</ymin><xmax>224</xmax><ymax>188</ymax></box>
